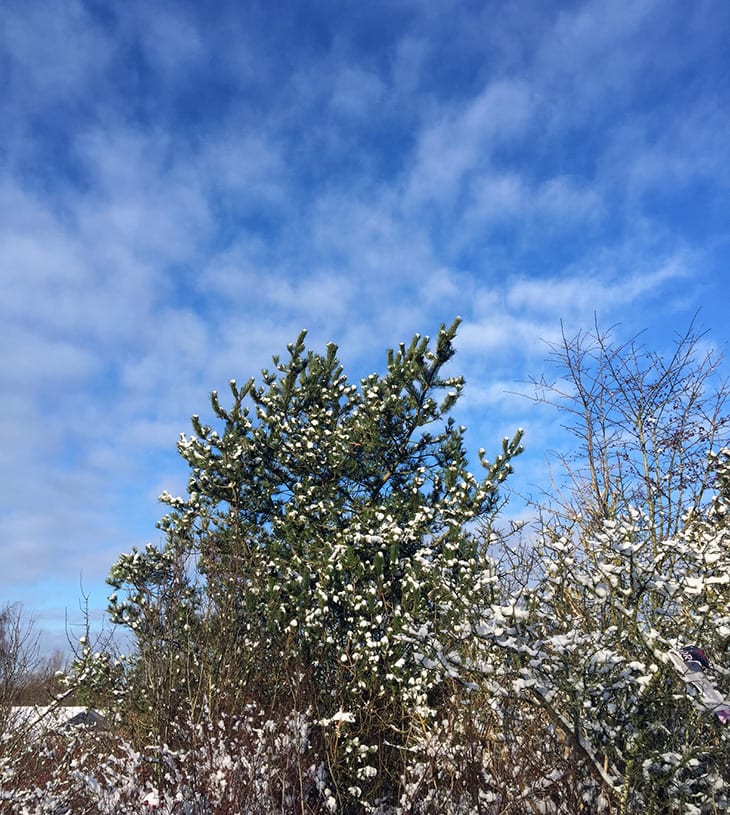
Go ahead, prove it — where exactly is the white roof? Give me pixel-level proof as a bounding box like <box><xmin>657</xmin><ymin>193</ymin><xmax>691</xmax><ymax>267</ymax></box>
<box><xmin>6</xmin><ymin>706</ymin><xmax>107</xmax><ymax>736</ymax></box>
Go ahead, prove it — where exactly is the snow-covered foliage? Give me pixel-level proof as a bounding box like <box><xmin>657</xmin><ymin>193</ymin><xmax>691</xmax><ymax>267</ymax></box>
<box><xmin>100</xmin><ymin>320</ymin><xmax>524</xmax><ymax>807</ymax></box>
<box><xmin>6</xmin><ymin>322</ymin><xmax>730</xmax><ymax>813</ymax></box>
<box><xmin>411</xmin><ymin>450</ymin><xmax>730</xmax><ymax>813</ymax></box>
<box><xmin>0</xmin><ymin>700</ymin><xmax>606</xmax><ymax>813</ymax></box>
<box><xmin>1</xmin><ymin>705</ymin><xmax>316</xmax><ymax>814</ymax></box>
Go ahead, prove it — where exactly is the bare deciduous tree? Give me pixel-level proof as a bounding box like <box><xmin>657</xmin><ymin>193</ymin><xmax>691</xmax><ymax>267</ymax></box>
<box><xmin>527</xmin><ymin>317</ymin><xmax>730</xmax><ymax>549</ymax></box>
<box><xmin>0</xmin><ymin>603</ymin><xmax>40</xmax><ymax>734</ymax></box>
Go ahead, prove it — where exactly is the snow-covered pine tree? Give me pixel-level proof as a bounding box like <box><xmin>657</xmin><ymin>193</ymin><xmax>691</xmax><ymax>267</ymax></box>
<box><xmin>105</xmin><ymin>318</ymin><xmax>523</xmax><ymax>809</ymax></box>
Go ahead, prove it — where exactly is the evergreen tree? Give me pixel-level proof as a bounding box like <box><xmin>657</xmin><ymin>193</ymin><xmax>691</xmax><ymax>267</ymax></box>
<box><xmin>106</xmin><ymin>318</ymin><xmax>523</xmax><ymax>808</ymax></box>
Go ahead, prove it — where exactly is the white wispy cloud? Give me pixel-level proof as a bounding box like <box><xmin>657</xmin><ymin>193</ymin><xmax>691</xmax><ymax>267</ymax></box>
<box><xmin>405</xmin><ymin>79</ymin><xmax>534</xmax><ymax>207</ymax></box>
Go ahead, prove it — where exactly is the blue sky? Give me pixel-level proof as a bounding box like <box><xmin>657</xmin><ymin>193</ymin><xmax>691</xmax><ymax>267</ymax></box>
<box><xmin>2</xmin><ymin>0</ymin><xmax>729</xmax><ymax>655</ymax></box>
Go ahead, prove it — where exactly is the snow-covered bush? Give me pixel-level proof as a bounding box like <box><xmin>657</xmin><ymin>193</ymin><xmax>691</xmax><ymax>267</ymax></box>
<box><xmin>1</xmin><ymin>705</ymin><xmax>324</xmax><ymax>814</ymax></box>
<box><xmin>408</xmin><ymin>453</ymin><xmax>730</xmax><ymax>813</ymax></box>
<box><xmin>0</xmin><ymin>698</ymin><xmax>603</xmax><ymax>813</ymax></box>
<box><xmin>407</xmin><ymin>323</ymin><xmax>730</xmax><ymax>813</ymax></box>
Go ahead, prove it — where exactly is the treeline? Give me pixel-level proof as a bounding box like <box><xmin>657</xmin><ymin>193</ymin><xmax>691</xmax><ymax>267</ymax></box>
<box><xmin>0</xmin><ymin>603</ymin><xmax>65</xmax><ymax>709</ymax></box>
<box><xmin>2</xmin><ymin>318</ymin><xmax>730</xmax><ymax>814</ymax></box>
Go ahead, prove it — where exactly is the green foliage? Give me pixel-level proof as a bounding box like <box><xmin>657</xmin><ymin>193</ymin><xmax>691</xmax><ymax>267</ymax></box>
<box><xmin>105</xmin><ymin>318</ymin><xmax>523</xmax><ymax>806</ymax></box>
